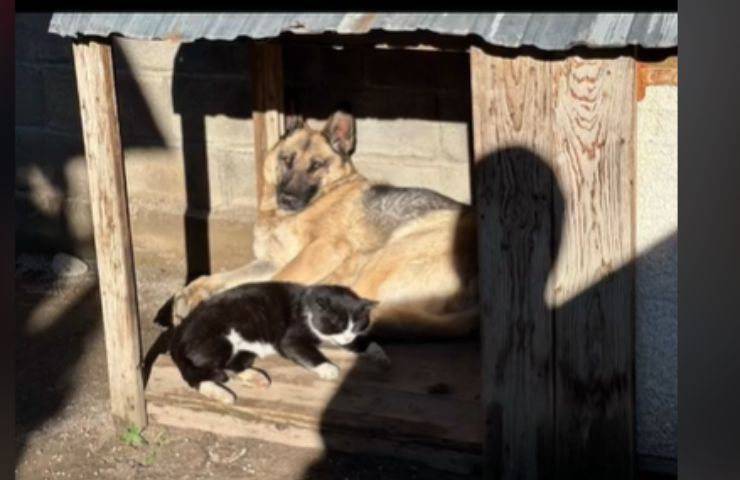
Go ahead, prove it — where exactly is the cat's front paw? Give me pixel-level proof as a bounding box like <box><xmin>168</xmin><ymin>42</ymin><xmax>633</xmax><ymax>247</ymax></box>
<box><xmin>364</xmin><ymin>342</ymin><xmax>391</xmax><ymax>369</ymax></box>
<box><xmin>198</xmin><ymin>381</ymin><xmax>236</xmax><ymax>405</ymax></box>
<box><xmin>313</xmin><ymin>362</ymin><xmax>340</xmax><ymax>381</ymax></box>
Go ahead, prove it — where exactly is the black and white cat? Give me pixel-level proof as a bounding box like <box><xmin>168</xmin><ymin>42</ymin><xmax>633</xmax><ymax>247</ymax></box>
<box><xmin>169</xmin><ymin>281</ymin><xmax>389</xmax><ymax>404</ymax></box>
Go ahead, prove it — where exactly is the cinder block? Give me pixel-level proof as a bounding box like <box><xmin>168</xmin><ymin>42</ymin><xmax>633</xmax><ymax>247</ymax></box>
<box><xmin>122</xmin><ymin>145</ymin><xmax>257</xmax><ymax>212</ymax></box>
<box><xmin>364</xmin><ymin>49</ymin><xmax>440</xmax><ymax>91</ymax></box>
<box><xmin>16</xmin><ymin>13</ymin><xmax>74</xmax><ymax>65</ymax></box>
<box><xmin>207</xmin><ymin>147</ymin><xmax>257</xmax><ymax>210</ymax></box>
<box><xmin>116</xmin><ymin>71</ymin><xmax>180</xmax><ymax>147</ymax></box>
<box><xmin>204</xmin><ymin>115</ymin><xmax>254</xmax><ymax>150</ymax></box>
<box><xmin>354</xmin><ymin>88</ymin><xmax>439</xmax><ymax>122</ymax></box>
<box><xmin>171</xmin><ymin>40</ymin><xmax>251</xmax><ymax>77</ymax></box>
<box><xmin>434</xmin><ymin>51</ymin><xmax>471</xmax><ymax>93</ymax></box>
<box><xmin>363</xmin><ymin>49</ymin><xmax>466</xmax><ymax>93</ymax></box>
<box><xmin>283</xmin><ymin>44</ymin><xmax>323</xmax><ymax>87</ymax></box>
<box><xmin>15</xmin><ymin>191</ymin><xmax>91</xmax><ymax>258</ymax></box>
<box><xmin>41</xmin><ymin>66</ymin><xmax>81</xmax><ymax>134</ymax></box>
<box><xmin>438</xmin><ymin>120</ymin><xmax>470</xmax><ymax>164</ymax></box>
<box><xmin>354</xmin><ymin>117</ymin><xmax>440</xmax><ymax>159</ymax></box>
<box><xmin>284</xmin><ymin>44</ymin><xmax>364</xmax><ymax>89</ymax></box>
<box><xmin>352</xmin><ymin>155</ymin><xmax>471</xmax><ymax>204</ymax></box>
<box><xmin>15</xmin><ymin>65</ymin><xmax>46</xmax><ymax>127</ymax></box>
<box><xmin>113</xmin><ymin>37</ymin><xmax>180</xmax><ymax>73</ymax></box>
<box><xmin>436</xmin><ymin>94</ymin><xmax>472</xmax><ymax>163</ymax></box>
<box><xmin>15</xmin><ymin>128</ymin><xmax>84</xmax><ymax>195</ymax></box>
<box><xmin>128</xmin><ymin>202</ymin><xmax>256</xmax><ymax>275</ymax></box>
<box><xmin>437</xmin><ymin>92</ymin><xmax>471</xmax><ymax>123</ymax></box>
<box><xmin>15</xmin><ymin>14</ymin><xmax>42</xmax><ymax>63</ymax></box>
<box><xmin>297</xmin><ymin>86</ymin><xmax>439</xmax><ymax>132</ymax></box>
<box><xmin>171</xmin><ymin>72</ymin><xmax>251</xmax><ymax>119</ymax></box>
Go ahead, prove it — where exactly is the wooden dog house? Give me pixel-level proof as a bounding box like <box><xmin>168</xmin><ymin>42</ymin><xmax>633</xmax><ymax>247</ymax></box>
<box><xmin>49</xmin><ymin>13</ymin><xmax>677</xmax><ymax>479</ymax></box>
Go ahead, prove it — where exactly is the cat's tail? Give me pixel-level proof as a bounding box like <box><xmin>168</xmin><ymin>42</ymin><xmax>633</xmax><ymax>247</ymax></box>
<box><xmin>369</xmin><ymin>303</ymin><xmax>479</xmax><ymax>339</ymax></box>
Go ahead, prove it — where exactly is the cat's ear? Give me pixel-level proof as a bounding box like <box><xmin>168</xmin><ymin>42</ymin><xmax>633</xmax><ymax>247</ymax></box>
<box><xmin>361</xmin><ymin>299</ymin><xmax>380</xmax><ymax>311</ymax></box>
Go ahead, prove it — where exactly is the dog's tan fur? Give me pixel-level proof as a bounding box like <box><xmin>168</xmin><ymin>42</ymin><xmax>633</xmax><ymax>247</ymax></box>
<box><xmin>172</xmin><ymin>110</ymin><xmax>478</xmax><ymax>339</ymax></box>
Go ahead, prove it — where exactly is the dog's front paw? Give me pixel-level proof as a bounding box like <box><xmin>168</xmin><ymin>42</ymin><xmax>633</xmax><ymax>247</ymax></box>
<box><xmin>313</xmin><ymin>362</ymin><xmax>340</xmax><ymax>381</ymax></box>
<box><xmin>172</xmin><ymin>277</ymin><xmax>213</xmax><ymax>326</ymax></box>
<box><xmin>364</xmin><ymin>342</ymin><xmax>391</xmax><ymax>369</ymax></box>
<box><xmin>236</xmin><ymin>368</ymin><xmax>271</xmax><ymax>389</ymax></box>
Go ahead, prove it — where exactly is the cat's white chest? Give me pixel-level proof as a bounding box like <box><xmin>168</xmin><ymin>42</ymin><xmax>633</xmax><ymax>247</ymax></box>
<box><xmin>226</xmin><ymin>329</ymin><xmax>276</xmax><ymax>358</ymax></box>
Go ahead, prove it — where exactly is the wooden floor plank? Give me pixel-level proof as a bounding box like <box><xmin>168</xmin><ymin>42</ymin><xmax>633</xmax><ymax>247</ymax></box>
<box><xmin>146</xmin><ymin>341</ymin><xmax>483</xmax><ymax>473</ymax></box>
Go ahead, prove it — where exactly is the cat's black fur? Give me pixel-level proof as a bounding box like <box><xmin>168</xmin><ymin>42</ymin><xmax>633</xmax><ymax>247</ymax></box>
<box><xmin>169</xmin><ymin>281</ymin><xmax>378</xmax><ymax>397</ymax></box>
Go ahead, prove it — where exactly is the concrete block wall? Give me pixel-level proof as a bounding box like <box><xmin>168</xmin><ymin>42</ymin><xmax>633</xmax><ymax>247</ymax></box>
<box><xmin>15</xmin><ymin>14</ymin><xmax>472</xmax><ymax>272</ymax></box>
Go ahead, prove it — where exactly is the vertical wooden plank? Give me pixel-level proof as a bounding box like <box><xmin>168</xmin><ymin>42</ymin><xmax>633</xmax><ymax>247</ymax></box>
<box><xmin>550</xmin><ymin>56</ymin><xmax>636</xmax><ymax>479</ymax></box>
<box><xmin>72</xmin><ymin>39</ymin><xmax>147</xmax><ymax>428</ymax></box>
<box><xmin>250</xmin><ymin>42</ymin><xmax>285</xmax><ymax>212</ymax></box>
<box><xmin>470</xmin><ymin>47</ymin><xmax>555</xmax><ymax>480</ymax></box>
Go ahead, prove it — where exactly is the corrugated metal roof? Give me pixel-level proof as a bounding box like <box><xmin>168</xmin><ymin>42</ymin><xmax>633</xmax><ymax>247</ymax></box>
<box><xmin>48</xmin><ymin>13</ymin><xmax>677</xmax><ymax>50</ymax></box>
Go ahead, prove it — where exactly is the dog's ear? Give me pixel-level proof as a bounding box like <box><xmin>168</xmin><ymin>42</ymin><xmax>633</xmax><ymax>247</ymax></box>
<box><xmin>284</xmin><ymin>113</ymin><xmax>304</xmax><ymax>135</ymax></box>
<box><xmin>322</xmin><ymin>109</ymin><xmax>356</xmax><ymax>156</ymax></box>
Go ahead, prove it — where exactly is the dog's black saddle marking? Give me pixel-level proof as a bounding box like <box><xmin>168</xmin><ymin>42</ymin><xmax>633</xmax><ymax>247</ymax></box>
<box><xmin>362</xmin><ymin>184</ymin><xmax>464</xmax><ymax>233</ymax></box>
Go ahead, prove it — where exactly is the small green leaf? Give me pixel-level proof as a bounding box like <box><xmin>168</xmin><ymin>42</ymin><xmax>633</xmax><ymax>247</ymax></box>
<box><xmin>121</xmin><ymin>425</ymin><xmax>147</xmax><ymax>447</ymax></box>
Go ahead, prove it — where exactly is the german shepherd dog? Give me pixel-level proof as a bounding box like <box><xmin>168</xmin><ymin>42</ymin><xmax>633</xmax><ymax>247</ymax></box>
<box><xmin>172</xmin><ymin>109</ymin><xmax>478</xmax><ymax>339</ymax></box>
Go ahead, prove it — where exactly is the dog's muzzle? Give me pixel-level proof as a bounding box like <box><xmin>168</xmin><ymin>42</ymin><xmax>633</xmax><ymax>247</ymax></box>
<box><xmin>277</xmin><ymin>192</ymin><xmax>304</xmax><ymax>211</ymax></box>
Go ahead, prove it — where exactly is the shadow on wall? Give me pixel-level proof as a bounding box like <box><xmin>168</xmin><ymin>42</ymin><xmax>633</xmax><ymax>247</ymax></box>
<box><xmin>302</xmin><ymin>147</ymin><xmax>675</xmax><ymax>479</ymax></box>
<box><xmin>14</xmin><ymin>13</ymin><xmax>168</xmax><ymax>469</ymax></box>
<box><xmin>171</xmin><ymin>39</ymin><xmax>254</xmax><ymax>282</ymax></box>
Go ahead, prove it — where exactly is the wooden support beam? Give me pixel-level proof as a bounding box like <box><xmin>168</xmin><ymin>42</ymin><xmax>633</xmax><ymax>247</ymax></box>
<box><xmin>470</xmin><ymin>47</ymin><xmax>635</xmax><ymax>479</ymax></box>
<box><xmin>72</xmin><ymin>39</ymin><xmax>147</xmax><ymax>428</ymax></box>
<box><xmin>250</xmin><ymin>42</ymin><xmax>285</xmax><ymax>212</ymax></box>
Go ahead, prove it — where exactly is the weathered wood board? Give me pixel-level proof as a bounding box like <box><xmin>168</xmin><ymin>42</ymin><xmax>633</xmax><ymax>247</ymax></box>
<box><xmin>146</xmin><ymin>341</ymin><xmax>483</xmax><ymax>473</ymax></box>
<box><xmin>471</xmin><ymin>48</ymin><xmax>636</xmax><ymax>479</ymax></box>
<box><xmin>72</xmin><ymin>39</ymin><xmax>147</xmax><ymax>428</ymax></box>
<box><xmin>550</xmin><ymin>56</ymin><xmax>636</xmax><ymax>480</ymax></box>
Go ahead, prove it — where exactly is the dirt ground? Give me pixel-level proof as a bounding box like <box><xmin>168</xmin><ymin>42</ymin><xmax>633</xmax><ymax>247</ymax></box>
<box><xmin>15</xmin><ymin>252</ymin><xmax>474</xmax><ymax>480</ymax></box>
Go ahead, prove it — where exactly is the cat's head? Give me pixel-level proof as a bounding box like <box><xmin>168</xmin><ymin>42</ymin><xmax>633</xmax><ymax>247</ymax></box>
<box><xmin>302</xmin><ymin>285</ymin><xmax>378</xmax><ymax>345</ymax></box>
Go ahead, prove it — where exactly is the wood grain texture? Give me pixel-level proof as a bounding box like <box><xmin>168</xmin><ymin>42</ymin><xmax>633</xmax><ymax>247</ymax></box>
<box><xmin>72</xmin><ymin>39</ymin><xmax>147</xmax><ymax>428</ymax></box>
<box><xmin>146</xmin><ymin>342</ymin><xmax>483</xmax><ymax>474</ymax></box>
<box><xmin>550</xmin><ymin>56</ymin><xmax>635</xmax><ymax>479</ymax></box>
<box><xmin>250</xmin><ymin>42</ymin><xmax>285</xmax><ymax>212</ymax></box>
<box><xmin>470</xmin><ymin>47</ymin><xmax>555</xmax><ymax>480</ymax></box>
<box><xmin>471</xmin><ymin>48</ymin><xmax>636</xmax><ymax>479</ymax></box>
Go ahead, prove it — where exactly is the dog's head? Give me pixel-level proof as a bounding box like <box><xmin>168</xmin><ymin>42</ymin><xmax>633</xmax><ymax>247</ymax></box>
<box><xmin>263</xmin><ymin>109</ymin><xmax>357</xmax><ymax>212</ymax></box>
<box><xmin>302</xmin><ymin>285</ymin><xmax>378</xmax><ymax>345</ymax></box>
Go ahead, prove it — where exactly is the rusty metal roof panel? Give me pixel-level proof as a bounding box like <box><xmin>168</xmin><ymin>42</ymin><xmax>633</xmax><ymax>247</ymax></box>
<box><xmin>48</xmin><ymin>13</ymin><xmax>677</xmax><ymax>50</ymax></box>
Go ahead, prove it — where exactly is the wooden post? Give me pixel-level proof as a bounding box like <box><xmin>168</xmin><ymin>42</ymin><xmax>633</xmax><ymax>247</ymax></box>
<box><xmin>250</xmin><ymin>41</ymin><xmax>285</xmax><ymax>212</ymax></box>
<box><xmin>470</xmin><ymin>47</ymin><xmax>635</xmax><ymax>479</ymax></box>
<box><xmin>72</xmin><ymin>38</ymin><xmax>147</xmax><ymax>428</ymax></box>
<box><xmin>470</xmin><ymin>47</ymin><xmax>556</xmax><ymax>480</ymax></box>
